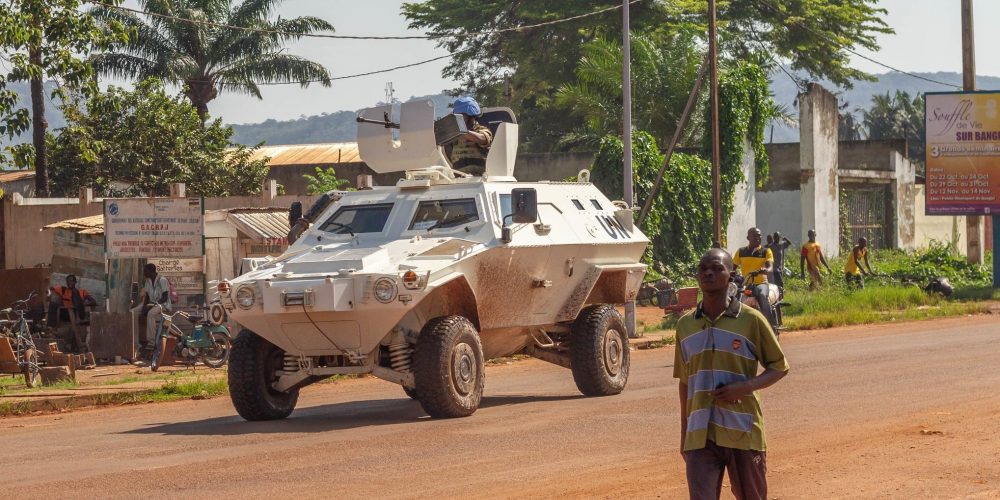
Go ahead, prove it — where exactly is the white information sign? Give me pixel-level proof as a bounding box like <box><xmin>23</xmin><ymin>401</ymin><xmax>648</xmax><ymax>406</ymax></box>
<box><xmin>104</xmin><ymin>198</ymin><xmax>204</xmax><ymax>259</ymax></box>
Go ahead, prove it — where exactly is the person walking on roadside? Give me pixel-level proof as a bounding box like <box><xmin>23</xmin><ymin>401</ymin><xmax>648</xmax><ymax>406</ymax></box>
<box><xmin>733</xmin><ymin>228</ymin><xmax>778</xmax><ymax>330</ymax></box>
<box><xmin>845</xmin><ymin>237</ymin><xmax>875</xmax><ymax>289</ymax></box>
<box><xmin>766</xmin><ymin>232</ymin><xmax>792</xmax><ymax>290</ymax></box>
<box><xmin>675</xmin><ymin>248</ymin><xmax>789</xmax><ymax>500</ymax></box>
<box><xmin>799</xmin><ymin>229</ymin><xmax>832</xmax><ymax>290</ymax></box>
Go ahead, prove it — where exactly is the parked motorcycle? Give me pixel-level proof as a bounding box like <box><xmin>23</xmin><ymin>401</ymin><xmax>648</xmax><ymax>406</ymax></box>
<box><xmin>732</xmin><ymin>270</ymin><xmax>787</xmax><ymax>332</ymax></box>
<box><xmin>150</xmin><ymin>302</ymin><xmax>232</xmax><ymax>372</ymax></box>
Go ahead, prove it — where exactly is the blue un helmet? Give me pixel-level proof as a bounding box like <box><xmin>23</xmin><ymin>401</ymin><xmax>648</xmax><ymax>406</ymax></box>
<box><xmin>453</xmin><ymin>96</ymin><xmax>482</xmax><ymax>117</ymax></box>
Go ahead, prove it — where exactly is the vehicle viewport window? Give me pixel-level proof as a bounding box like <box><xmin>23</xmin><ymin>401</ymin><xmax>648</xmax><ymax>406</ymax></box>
<box><xmin>572</xmin><ymin>199</ymin><xmax>585</xmax><ymax>210</ymax></box>
<box><xmin>320</xmin><ymin>203</ymin><xmax>394</xmax><ymax>234</ymax></box>
<box><xmin>590</xmin><ymin>199</ymin><xmax>603</xmax><ymax>210</ymax></box>
<box><xmin>499</xmin><ymin>194</ymin><xmax>512</xmax><ymax>220</ymax></box>
<box><xmin>410</xmin><ymin>198</ymin><xmax>479</xmax><ymax>230</ymax></box>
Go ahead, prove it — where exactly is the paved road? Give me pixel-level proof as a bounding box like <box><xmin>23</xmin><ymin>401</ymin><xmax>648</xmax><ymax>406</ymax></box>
<box><xmin>3</xmin><ymin>315</ymin><xmax>999</xmax><ymax>499</ymax></box>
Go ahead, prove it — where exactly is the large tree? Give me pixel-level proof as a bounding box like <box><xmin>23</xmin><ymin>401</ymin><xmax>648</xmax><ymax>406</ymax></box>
<box><xmin>1</xmin><ymin>0</ymin><xmax>122</xmax><ymax>195</ymax></box>
<box><xmin>91</xmin><ymin>0</ymin><xmax>333</xmax><ymax>120</ymax></box>
<box><xmin>48</xmin><ymin>78</ymin><xmax>269</xmax><ymax>197</ymax></box>
<box><xmin>403</xmin><ymin>0</ymin><xmax>891</xmax><ymax>151</ymax></box>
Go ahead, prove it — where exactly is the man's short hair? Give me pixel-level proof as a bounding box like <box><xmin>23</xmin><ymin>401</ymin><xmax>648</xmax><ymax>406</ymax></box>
<box><xmin>701</xmin><ymin>247</ymin><xmax>734</xmax><ymax>271</ymax></box>
<box><xmin>66</xmin><ymin>274</ymin><xmax>77</xmax><ymax>283</ymax></box>
<box><xmin>144</xmin><ymin>263</ymin><xmax>157</xmax><ymax>273</ymax></box>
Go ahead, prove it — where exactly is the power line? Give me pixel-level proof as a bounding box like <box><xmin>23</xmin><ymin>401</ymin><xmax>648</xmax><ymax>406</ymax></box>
<box><xmin>91</xmin><ymin>1</ymin><xmax>643</xmax><ymax>41</ymax></box>
<box><xmin>750</xmin><ymin>0</ymin><xmax>962</xmax><ymax>90</ymax></box>
<box><xmin>256</xmin><ymin>51</ymin><xmax>466</xmax><ymax>85</ymax></box>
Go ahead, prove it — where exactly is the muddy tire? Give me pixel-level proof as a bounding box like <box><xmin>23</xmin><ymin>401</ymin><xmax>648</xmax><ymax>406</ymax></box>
<box><xmin>228</xmin><ymin>330</ymin><xmax>298</xmax><ymax>421</ymax></box>
<box><xmin>403</xmin><ymin>386</ymin><xmax>418</xmax><ymax>400</ymax></box>
<box><xmin>413</xmin><ymin>316</ymin><xmax>484</xmax><ymax>418</ymax></box>
<box><xmin>571</xmin><ymin>304</ymin><xmax>630</xmax><ymax>396</ymax></box>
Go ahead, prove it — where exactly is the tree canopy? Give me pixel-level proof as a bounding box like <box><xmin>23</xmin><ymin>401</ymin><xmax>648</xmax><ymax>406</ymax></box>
<box><xmin>403</xmin><ymin>0</ymin><xmax>891</xmax><ymax>152</ymax></box>
<box><xmin>91</xmin><ymin>0</ymin><xmax>334</xmax><ymax>120</ymax></box>
<box><xmin>861</xmin><ymin>90</ymin><xmax>924</xmax><ymax>170</ymax></box>
<box><xmin>48</xmin><ymin>78</ymin><xmax>270</xmax><ymax>197</ymax></box>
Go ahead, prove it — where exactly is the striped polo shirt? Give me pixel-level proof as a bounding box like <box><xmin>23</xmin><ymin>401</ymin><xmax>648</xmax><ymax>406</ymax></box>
<box><xmin>673</xmin><ymin>297</ymin><xmax>788</xmax><ymax>452</ymax></box>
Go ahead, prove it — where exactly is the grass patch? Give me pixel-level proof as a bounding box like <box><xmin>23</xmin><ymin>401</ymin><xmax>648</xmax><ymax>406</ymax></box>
<box><xmin>639</xmin><ymin>335</ymin><xmax>675</xmax><ymax>349</ymax></box>
<box><xmin>951</xmin><ymin>286</ymin><xmax>1000</xmax><ymax>301</ymax></box>
<box><xmin>95</xmin><ymin>376</ymin><xmax>228</xmax><ymax>405</ymax></box>
<box><xmin>781</xmin><ymin>284</ymin><xmax>987</xmax><ymax>331</ymax></box>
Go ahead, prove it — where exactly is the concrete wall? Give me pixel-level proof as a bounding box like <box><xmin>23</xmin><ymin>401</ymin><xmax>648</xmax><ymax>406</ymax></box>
<box><xmin>891</xmin><ymin>152</ymin><xmax>916</xmax><ymax>250</ymax></box>
<box><xmin>799</xmin><ymin>83</ymin><xmax>841</xmax><ymax>257</ymax></box>
<box><xmin>914</xmin><ymin>184</ymin><xmax>967</xmax><ymax>254</ymax></box>
<box><xmin>3</xmin><ymin>195</ymin><xmax>103</xmax><ymax>269</ymax></box>
<box><xmin>756</xmin><ymin>190</ymin><xmax>803</xmax><ymax>249</ymax></box>
<box><xmin>725</xmin><ymin>138</ymin><xmax>757</xmax><ymax>254</ymax></box>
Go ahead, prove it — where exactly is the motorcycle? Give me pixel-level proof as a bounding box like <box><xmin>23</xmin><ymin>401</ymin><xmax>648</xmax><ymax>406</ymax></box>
<box><xmin>150</xmin><ymin>302</ymin><xmax>232</xmax><ymax>372</ymax></box>
<box><xmin>732</xmin><ymin>270</ymin><xmax>787</xmax><ymax>332</ymax></box>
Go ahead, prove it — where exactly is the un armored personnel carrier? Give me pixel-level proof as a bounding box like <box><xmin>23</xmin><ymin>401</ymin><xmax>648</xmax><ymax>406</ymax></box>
<box><xmin>219</xmin><ymin>100</ymin><xmax>648</xmax><ymax>420</ymax></box>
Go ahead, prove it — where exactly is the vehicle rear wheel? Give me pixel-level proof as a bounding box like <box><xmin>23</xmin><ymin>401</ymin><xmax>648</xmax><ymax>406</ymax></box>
<box><xmin>228</xmin><ymin>330</ymin><xmax>298</xmax><ymax>421</ymax></box>
<box><xmin>571</xmin><ymin>304</ymin><xmax>630</xmax><ymax>396</ymax></box>
<box><xmin>413</xmin><ymin>316</ymin><xmax>484</xmax><ymax>418</ymax></box>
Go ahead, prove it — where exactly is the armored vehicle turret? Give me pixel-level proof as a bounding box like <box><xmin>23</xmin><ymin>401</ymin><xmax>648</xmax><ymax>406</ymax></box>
<box><xmin>220</xmin><ymin>100</ymin><xmax>648</xmax><ymax>420</ymax></box>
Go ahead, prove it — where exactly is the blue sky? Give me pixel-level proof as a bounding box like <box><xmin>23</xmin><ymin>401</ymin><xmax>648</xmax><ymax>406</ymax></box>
<box><xmin>124</xmin><ymin>0</ymin><xmax>1000</xmax><ymax>124</ymax></box>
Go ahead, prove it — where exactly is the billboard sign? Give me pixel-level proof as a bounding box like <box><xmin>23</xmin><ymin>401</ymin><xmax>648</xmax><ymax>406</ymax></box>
<box><xmin>104</xmin><ymin>198</ymin><xmax>205</xmax><ymax>258</ymax></box>
<box><xmin>925</xmin><ymin>91</ymin><xmax>1000</xmax><ymax>215</ymax></box>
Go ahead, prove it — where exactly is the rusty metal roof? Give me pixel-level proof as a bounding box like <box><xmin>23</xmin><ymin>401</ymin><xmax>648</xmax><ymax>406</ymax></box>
<box><xmin>250</xmin><ymin>142</ymin><xmax>361</xmax><ymax>167</ymax></box>
<box><xmin>223</xmin><ymin>207</ymin><xmax>290</xmax><ymax>243</ymax></box>
<box><xmin>43</xmin><ymin>214</ymin><xmax>105</xmax><ymax>235</ymax></box>
<box><xmin>0</xmin><ymin>170</ymin><xmax>36</xmax><ymax>183</ymax></box>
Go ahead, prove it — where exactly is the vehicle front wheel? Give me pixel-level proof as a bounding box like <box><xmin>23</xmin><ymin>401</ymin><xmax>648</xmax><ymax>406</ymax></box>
<box><xmin>228</xmin><ymin>330</ymin><xmax>298</xmax><ymax>421</ymax></box>
<box><xmin>570</xmin><ymin>304</ymin><xmax>630</xmax><ymax>396</ymax></box>
<box><xmin>413</xmin><ymin>316</ymin><xmax>485</xmax><ymax>418</ymax></box>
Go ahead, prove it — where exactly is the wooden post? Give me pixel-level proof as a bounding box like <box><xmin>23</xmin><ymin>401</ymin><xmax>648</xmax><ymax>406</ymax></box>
<box><xmin>961</xmin><ymin>0</ymin><xmax>983</xmax><ymax>264</ymax></box>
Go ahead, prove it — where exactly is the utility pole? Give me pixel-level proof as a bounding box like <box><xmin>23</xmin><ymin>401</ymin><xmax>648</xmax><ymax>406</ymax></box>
<box><xmin>621</xmin><ymin>0</ymin><xmax>637</xmax><ymax>338</ymax></box>
<box><xmin>960</xmin><ymin>0</ymin><xmax>983</xmax><ymax>266</ymax></box>
<box><xmin>708</xmin><ymin>0</ymin><xmax>722</xmax><ymax>246</ymax></box>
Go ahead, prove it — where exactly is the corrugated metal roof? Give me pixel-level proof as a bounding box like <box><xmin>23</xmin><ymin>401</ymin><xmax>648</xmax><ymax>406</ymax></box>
<box><xmin>43</xmin><ymin>214</ymin><xmax>105</xmax><ymax>235</ymax></box>
<box><xmin>224</xmin><ymin>207</ymin><xmax>290</xmax><ymax>243</ymax></box>
<box><xmin>250</xmin><ymin>142</ymin><xmax>361</xmax><ymax>167</ymax></box>
<box><xmin>0</xmin><ymin>170</ymin><xmax>36</xmax><ymax>183</ymax></box>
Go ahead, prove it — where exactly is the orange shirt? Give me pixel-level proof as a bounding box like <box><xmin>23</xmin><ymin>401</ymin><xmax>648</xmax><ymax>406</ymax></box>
<box><xmin>800</xmin><ymin>242</ymin><xmax>823</xmax><ymax>270</ymax></box>
<box><xmin>52</xmin><ymin>286</ymin><xmax>90</xmax><ymax>309</ymax></box>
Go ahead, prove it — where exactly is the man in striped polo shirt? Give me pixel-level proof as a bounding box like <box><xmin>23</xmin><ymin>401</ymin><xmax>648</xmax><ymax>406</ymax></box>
<box><xmin>675</xmin><ymin>248</ymin><xmax>789</xmax><ymax>500</ymax></box>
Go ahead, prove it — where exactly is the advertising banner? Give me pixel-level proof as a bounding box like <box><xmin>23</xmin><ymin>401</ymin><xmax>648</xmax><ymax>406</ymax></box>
<box><xmin>104</xmin><ymin>198</ymin><xmax>205</xmax><ymax>258</ymax></box>
<box><xmin>925</xmin><ymin>91</ymin><xmax>1000</xmax><ymax>215</ymax></box>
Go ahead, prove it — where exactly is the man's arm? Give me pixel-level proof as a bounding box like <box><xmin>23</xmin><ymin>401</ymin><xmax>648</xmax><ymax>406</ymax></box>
<box><xmin>819</xmin><ymin>251</ymin><xmax>832</xmax><ymax>273</ymax></box>
<box><xmin>465</xmin><ymin>127</ymin><xmax>491</xmax><ymax>146</ymax></box>
<box><xmin>678</xmin><ymin>382</ymin><xmax>688</xmax><ymax>456</ymax></box>
<box><xmin>799</xmin><ymin>252</ymin><xmax>806</xmax><ymax>278</ymax></box>
<box><xmin>854</xmin><ymin>248</ymin><xmax>869</xmax><ymax>275</ymax></box>
<box><xmin>863</xmin><ymin>252</ymin><xmax>874</xmax><ymax>274</ymax></box>
<box><xmin>781</xmin><ymin>238</ymin><xmax>791</xmax><ymax>250</ymax></box>
<box><xmin>710</xmin><ymin>368</ymin><xmax>788</xmax><ymax>402</ymax></box>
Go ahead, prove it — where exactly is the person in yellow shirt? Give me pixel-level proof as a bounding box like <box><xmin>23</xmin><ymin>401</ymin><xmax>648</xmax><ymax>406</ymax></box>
<box><xmin>733</xmin><ymin>227</ymin><xmax>777</xmax><ymax>330</ymax></box>
<box><xmin>799</xmin><ymin>229</ymin><xmax>832</xmax><ymax>290</ymax></box>
<box><xmin>845</xmin><ymin>237</ymin><xmax>874</xmax><ymax>288</ymax></box>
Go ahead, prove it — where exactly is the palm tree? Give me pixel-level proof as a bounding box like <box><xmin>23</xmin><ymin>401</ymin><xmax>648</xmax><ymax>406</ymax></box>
<box><xmin>91</xmin><ymin>0</ymin><xmax>333</xmax><ymax>120</ymax></box>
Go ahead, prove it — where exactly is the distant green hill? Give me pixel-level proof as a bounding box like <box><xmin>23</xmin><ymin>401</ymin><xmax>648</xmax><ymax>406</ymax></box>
<box><xmin>228</xmin><ymin>93</ymin><xmax>455</xmax><ymax>146</ymax></box>
<box><xmin>229</xmin><ymin>71</ymin><xmax>1000</xmax><ymax>147</ymax></box>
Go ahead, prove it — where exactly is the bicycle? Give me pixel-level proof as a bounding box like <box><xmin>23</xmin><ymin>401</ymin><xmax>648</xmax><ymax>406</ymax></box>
<box><xmin>0</xmin><ymin>292</ymin><xmax>42</xmax><ymax>387</ymax></box>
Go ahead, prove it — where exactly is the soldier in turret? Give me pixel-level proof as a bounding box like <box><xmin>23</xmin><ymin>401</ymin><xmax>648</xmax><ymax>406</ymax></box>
<box><xmin>448</xmin><ymin>96</ymin><xmax>493</xmax><ymax>175</ymax></box>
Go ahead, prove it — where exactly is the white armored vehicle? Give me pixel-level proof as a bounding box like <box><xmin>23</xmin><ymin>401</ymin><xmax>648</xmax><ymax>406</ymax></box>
<box><xmin>219</xmin><ymin>100</ymin><xmax>648</xmax><ymax>420</ymax></box>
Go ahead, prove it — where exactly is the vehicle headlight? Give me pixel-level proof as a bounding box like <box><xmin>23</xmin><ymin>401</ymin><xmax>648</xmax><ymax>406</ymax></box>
<box><xmin>373</xmin><ymin>277</ymin><xmax>397</xmax><ymax>304</ymax></box>
<box><xmin>236</xmin><ymin>286</ymin><xmax>256</xmax><ymax>309</ymax></box>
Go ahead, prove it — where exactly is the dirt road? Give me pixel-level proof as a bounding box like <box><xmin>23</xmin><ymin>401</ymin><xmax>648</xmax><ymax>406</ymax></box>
<box><xmin>2</xmin><ymin>315</ymin><xmax>999</xmax><ymax>499</ymax></box>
